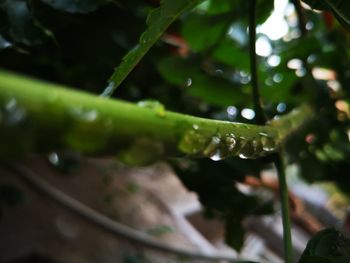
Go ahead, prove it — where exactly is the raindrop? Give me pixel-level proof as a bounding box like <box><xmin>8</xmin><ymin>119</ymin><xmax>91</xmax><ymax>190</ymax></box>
<box><xmin>306</xmin><ymin>22</ymin><xmax>314</xmax><ymax>30</ymax></box>
<box><xmin>70</xmin><ymin>107</ymin><xmax>98</xmax><ymax>122</ymax></box>
<box><xmin>137</xmin><ymin>100</ymin><xmax>166</xmax><ymax>117</ymax></box>
<box><xmin>4</xmin><ymin>98</ymin><xmax>26</xmax><ymax>125</ymax></box>
<box><xmin>296</xmin><ymin>68</ymin><xmax>307</xmax><ymax>77</ymax></box>
<box><xmin>261</xmin><ymin>136</ymin><xmax>276</xmax><ymax>152</ymax></box>
<box><xmin>48</xmin><ymin>152</ymin><xmax>60</xmax><ymax>166</ymax></box>
<box><xmin>100</xmin><ymin>81</ymin><xmax>115</xmax><ymax>97</ymax></box>
<box><xmin>265</xmin><ymin>78</ymin><xmax>274</xmax><ymax>86</ymax></box>
<box><xmin>287</xmin><ymin>58</ymin><xmax>303</xmax><ymax>70</ymax></box>
<box><xmin>238</xmin><ymin>139</ymin><xmax>260</xmax><ymax>159</ymax></box>
<box><xmin>185</xmin><ymin>78</ymin><xmax>193</xmax><ymax>87</ymax></box>
<box><xmin>267</xmin><ymin>55</ymin><xmax>281</xmax><ymax>67</ymax></box>
<box><xmin>241</xmin><ymin>108</ymin><xmax>255</xmax><ymax>120</ymax></box>
<box><xmin>203</xmin><ymin>136</ymin><xmax>221</xmax><ymax>158</ymax></box>
<box><xmin>215</xmin><ymin>69</ymin><xmax>224</xmax><ymax>75</ymax></box>
<box><xmin>227</xmin><ymin>106</ymin><xmax>238</xmax><ymax>118</ymax></box>
<box><xmin>178</xmin><ymin>128</ymin><xmax>206</xmax><ymax>155</ymax></box>
<box><xmin>277</xmin><ymin>103</ymin><xmax>287</xmax><ymax>113</ymax></box>
<box><xmin>5</xmin><ymin>98</ymin><xmax>17</xmax><ymax>111</ymax></box>
<box><xmin>307</xmin><ymin>54</ymin><xmax>316</xmax><ymax>64</ymax></box>
<box><xmin>225</xmin><ymin>134</ymin><xmax>237</xmax><ymax>151</ymax></box>
<box><xmin>273</xmin><ymin>73</ymin><xmax>283</xmax><ymax>83</ymax></box>
<box><xmin>210</xmin><ymin>151</ymin><xmax>222</xmax><ymax>161</ymax></box>
<box><xmin>256</xmin><ymin>36</ymin><xmax>272</xmax><ymax>57</ymax></box>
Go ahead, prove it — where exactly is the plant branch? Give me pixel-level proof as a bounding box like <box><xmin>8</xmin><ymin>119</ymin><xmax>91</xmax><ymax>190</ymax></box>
<box><xmin>0</xmin><ymin>70</ymin><xmax>313</xmax><ymax>162</ymax></box>
<box><xmin>249</xmin><ymin>0</ymin><xmax>267</xmax><ymax>125</ymax></box>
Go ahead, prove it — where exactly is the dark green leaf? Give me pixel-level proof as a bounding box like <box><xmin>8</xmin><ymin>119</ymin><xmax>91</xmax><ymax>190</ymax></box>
<box><xmin>299</xmin><ymin>228</ymin><xmax>350</xmax><ymax>263</ymax></box>
<box><xmin>181</xmin><ymin>13</ymin><xmax>230</xmax><ymax>52</ymax></box>
<box><xmin>1</xmin><ymin>0</ymin><xmax>53</xmax><ymax>45</ymax></box>
<box><xmin>105</xmin><ymin>0</ymin><xmax>204</xmax><ymax>95</ymax></box>
<box><xmin>157</xmin><ymin>56</ymin><xmax>249</xmax><ymax>106</ymax></box>
<box><xmin>212</xmin><ymin>39</ymin><xmax>250</xmax><ymax>71</ymax></box>
<box><xmin>302</xmin><ymin>0</ymin><xmax>350</xmax><ymax>31</ymax></box>
<box><xmin>40</xmin><ymin>0</ymin><xmax>109</xmax><ymax>13</ymax></box>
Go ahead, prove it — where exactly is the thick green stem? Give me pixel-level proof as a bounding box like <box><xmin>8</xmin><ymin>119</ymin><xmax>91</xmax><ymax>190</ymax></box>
<box><xmin>249</xmin><ymin>0</ymin><xmax>267</xmax><ymax>125</ymax></box>
<box><xmin>274</xmin><ymin>154</ymin><xmax>294</xmax><ymax>263</ymax></box>
<box><xmin>0</xmin><ymin>70</ymin><xmax>312</xmax><ymax>162</ymax></box>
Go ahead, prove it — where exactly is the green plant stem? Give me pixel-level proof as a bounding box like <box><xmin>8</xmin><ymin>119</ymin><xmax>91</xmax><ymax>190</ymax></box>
<box><xmin>0</xmin><ymin>70</ymin><xmax>312</xmax><ymax>160</ymax></box>
<box><xmin>274</xmin><ymin>154</ymin><xmax>294</xmax><ymax>263</ymax></box>
<box><xmin>249</xmin><ymin>0</ymin><xmax>267</xmax><ymax>125</ymax></box>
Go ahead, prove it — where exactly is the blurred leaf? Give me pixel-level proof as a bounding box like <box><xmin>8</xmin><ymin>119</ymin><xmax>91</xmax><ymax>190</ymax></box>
<box><xmin>302</xmin><ymin>0</ymin><xmax>350</xmax><ymax>31</ymax></box>
<box><xmin>181</xmin><ymin>13</ymin><xmax>230</xmax><ymax>52</ymax></box>
<box><xmin>173</xmin><ymin>158</ymin><xmax>273</xmax><ymax>250</ymax></box>
<box><xmin>40</xmin><ymin>0</ymin><xmax>110</xmax><ymax>13</ymax></box>
<box><xmin>205</xmin><ymin>0</ymin><xmax>272</xmax><ymax>24</ymax></box>
<box><xmin>157</xmin><ymin>55</ymin><xmax>249</xmax><ymax>106</ymax></box>
<box><xmin>299</xmin><ymin>228</ymin><xmax>350</xmax><ymax>263</ymax></box>
<box><xmin>106</xmin><ymin>0</ymin><xmax>205</xmax><ymax>94</ymax></box>
<box><xmin>1</xmin><ymin>0</ymin><xmax>53</xmax><ymax>45</ymax></box>
<box><xmin>212</xmin><ymin>39</ymin><xmax>250</xmax><ymax>71</ymax></box>
<box><xmin>261</xmin><ymin>70</ymin><xmax>299</xmax><ymax>103</ymax></box>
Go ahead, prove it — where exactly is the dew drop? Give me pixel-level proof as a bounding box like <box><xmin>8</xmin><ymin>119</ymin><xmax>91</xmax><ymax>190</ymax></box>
<box><xmin>225</xmin><ymin>133</ymin><xmax>237</xmax><ymax>151</ymax></box>
<box><xmin>3</xmin><ymin>98</ymin><xmax>26</xmax><ymax>125</ymax></box>
<box><xmin>210</xmin><ymin>150</ymin><xmax>222</xmax><ymax>161</ymax></box>
<box><xmin>100</xmin><ymin>81</ymin><xmax>115</xmax><ymax>97</ymax></box>
<box><xmin>203</xmin><ymin>136</ymin><xmax>221</xmax><ymax>158</ymax></box>
<box><xmin>48</xmin><ymin>152</ymin><xmax>60</xmax><ymax>166</ymax></box>
<box><xmin>261</xmin><ymin>136</ymin><xmax>276</xmax><ymax>152</ymax></box>
<box><xmin>185</xmin><ymin>78</ymin><xmax>193</xmax><ymax>87</ymax></box>
<box><xmin>70</xmin><ymin>107</ymin><xmax>98</xmax><ymax>122</ymax></box>
<box><xmin>137</xmin><ymin>100</ymin><xmax>166</xmax><ymax>117</ymax></box>
<box><xmin>192</xmin><ymin>124</ymin><xmax>199</xmax><ymax>130</ymax></box>
<box><xmin>178</xmin><ymin>128</ymin><xmax>207</xmax><ymax>155</ymax></box>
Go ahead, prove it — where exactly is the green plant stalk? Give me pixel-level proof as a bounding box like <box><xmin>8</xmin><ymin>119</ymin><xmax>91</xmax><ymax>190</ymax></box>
<box><xmin>274</xmin><ymin>154</ymin><xmax>294</xmax><ymax>263</ymax></box>
<box><xmin>249</xmin><ymin>0</ymin><xmax>267</xmax><ymax>125</ymax></box>
<box><xmin>0</xmin><ymin>70</ymin><xmax>312</xmax><ymax>161</ymax></box>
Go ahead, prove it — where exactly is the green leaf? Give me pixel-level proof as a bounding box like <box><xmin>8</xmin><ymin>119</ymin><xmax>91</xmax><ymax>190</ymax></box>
<box><xmin>40</xmin><ymin>0</ymin><xmax>109</xmax><ymax>13</ymax></box>
<box><xmin>181</xmin><ymin>13</ymin><xmax>230</xmax><ymax>52</ymax></box>
<box><xmin>1</xmin><ymin>0</ymin><xmax>53</xmax><ymax>45</ymax></box>
<box><xmin>299</xmin><ymin>228</ymin><xmax>350</xmax><ymax>263</ymax></box>
<box><xmin>211</xmin><ymin>39</ymin><xmax>250</xmax><ymax>71</ymax></box>
<box><xmin>302</xmin><ymin>0</ymin><xmax>350</xmax><ymax>31</ymax></box>
<box><xmin>104</xmin><ymin>0</ymin><xmax>204</xmax><ymax>96</ymax></box>
<box><xmin>156</xmin><ymin>56</ymin><xmax>249</xmax><ymax>107</ymax></box>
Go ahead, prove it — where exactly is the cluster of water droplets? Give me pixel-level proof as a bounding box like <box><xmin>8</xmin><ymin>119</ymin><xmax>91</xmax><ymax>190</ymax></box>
<box><xmin>178</xmin><ymin>125</ymin><xmax>277</xmax><ymax>161</ymax></box>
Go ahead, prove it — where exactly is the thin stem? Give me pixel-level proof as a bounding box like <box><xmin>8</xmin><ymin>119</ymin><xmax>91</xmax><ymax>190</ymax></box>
<box><xmin>249</xmin><ymin>0</ymin><xmax>267</xmax><ymax>125</ymax></box>
<box><xmin>291</xmin><ymin>0</ymin><xmax>307</xmax><ymax>36</ymax></box>
<box><xmin>274</xmin><ymin>154</ymin><xmax>294</xmax><ymax>263</ymax></box>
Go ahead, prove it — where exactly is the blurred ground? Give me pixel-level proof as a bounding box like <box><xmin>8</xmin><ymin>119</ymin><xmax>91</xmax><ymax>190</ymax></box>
<box><xmin>0</xmin><ymin>156</ymin><xmax>343</xmax><ymax>263</ymax></box>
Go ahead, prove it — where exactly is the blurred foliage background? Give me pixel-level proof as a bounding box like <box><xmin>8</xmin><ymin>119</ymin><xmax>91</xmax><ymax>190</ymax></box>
<box><xmin>2</xmin><ymin>0</ymin><xmax>350</xmax><ymax>253</ymax></box>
